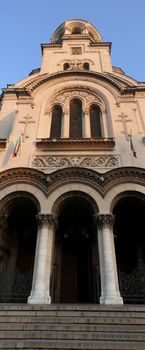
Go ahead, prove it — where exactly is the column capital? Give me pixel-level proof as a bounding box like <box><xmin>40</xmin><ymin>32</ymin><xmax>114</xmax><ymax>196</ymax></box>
<box><xmin>95</xmin><ymin>213</ymin><xmax>115</xmax><ymax>227</ymax></box>
<box><xmin>36</xmin><ymin>214</ymin><xmax>57</xmax><ymax>227</ymax></box>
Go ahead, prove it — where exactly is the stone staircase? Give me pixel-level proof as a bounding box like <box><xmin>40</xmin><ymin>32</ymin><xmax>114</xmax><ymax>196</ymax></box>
<box><xmin>0</xmin><ymin>304</ymin><xmax>145</xmax><ymax>349</ymax></box>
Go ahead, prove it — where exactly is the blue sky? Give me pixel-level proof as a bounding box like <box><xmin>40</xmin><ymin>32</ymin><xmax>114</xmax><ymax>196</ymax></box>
<box><xmin>0</xmin><ymin>0</ymin><xmax>145</xmax><ymax>90</ymax></box>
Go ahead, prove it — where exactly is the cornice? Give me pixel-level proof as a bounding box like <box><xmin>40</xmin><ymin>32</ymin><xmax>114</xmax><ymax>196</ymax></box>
<box><xmin>35</xmin><ymin>138</ymin><xmax>115</xmax><ymax>151</ymax></box>
<box><xmin>2</xmin><ymin>72</ymin><xmax>144</xmax><ymax>98</ymax></box>
<box><xmin>1</xmin><ymin>167</ymin><xmax>145</xmax><ymax>199</ymax></box>
<box><xmin>19</xmin><ymin>71</ymin><xmax>145</xmax><ymax>95</ymax></box>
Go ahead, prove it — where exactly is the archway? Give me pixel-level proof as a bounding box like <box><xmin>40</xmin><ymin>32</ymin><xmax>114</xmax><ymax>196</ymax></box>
<box><xmin>52</xmin><ymin>192</ymin><xmax>100</xmax><ymax>303</ymax></box>
<box><xmin>113</xmin><ymin>193</ymin><xmax>145</xmax><ymax>304</ymax></box>
<box><xmin>0</xmin><ymin>193</ymin><xmax>38</xmax><ymax>302</ymax></box>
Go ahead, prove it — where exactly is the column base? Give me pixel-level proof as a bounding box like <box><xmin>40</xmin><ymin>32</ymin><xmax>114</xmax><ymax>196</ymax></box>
<box><xmin>28</xmin><ymin>294</ymin><xmax>51</xmax><ymax>304</ymax></box>
<box><xmin>100</xmin><ymin>295</ymin><xmax>123</xmax><ymax>305</ymax></box>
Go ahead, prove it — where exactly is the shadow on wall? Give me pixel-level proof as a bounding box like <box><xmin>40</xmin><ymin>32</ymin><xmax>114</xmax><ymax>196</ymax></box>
<box><xmin>0</xmin><ymin>112</ymin><xmax>16</xmax><ymax>167</ymax></box>
<box><xmin>2</xmin><ymin>141</ymin><xmax>15</xmax><ymax>167</ymax></box>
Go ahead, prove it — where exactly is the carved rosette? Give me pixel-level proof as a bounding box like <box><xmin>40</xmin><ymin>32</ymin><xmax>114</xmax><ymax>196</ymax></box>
<box><xmin>36</xmin><ymin>214</ymin><xmax>57</xmax><ymax>227</ymax></box>
<box><xmin>95</xmin><ymin>214</ymin><xmax>115</xmax><ymax>227</ymax></box>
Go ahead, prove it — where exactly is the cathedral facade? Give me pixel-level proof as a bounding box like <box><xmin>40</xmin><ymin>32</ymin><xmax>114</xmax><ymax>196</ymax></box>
<box><xmin>0</xmin><ymin>19</ymin><xmax>145</xmax><ymax>305</ymax></box>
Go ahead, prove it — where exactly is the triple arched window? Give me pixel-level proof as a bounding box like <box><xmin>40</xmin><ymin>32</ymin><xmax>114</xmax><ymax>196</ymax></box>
<box><xmin>49</xmin><ymin>98</ymin><xmax>103</xmax><ymax>139</ymax></box>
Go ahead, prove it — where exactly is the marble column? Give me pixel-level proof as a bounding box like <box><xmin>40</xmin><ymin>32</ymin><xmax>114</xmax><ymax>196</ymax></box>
<box><xmin>28</xmin><ymin>213</ymin><xmax>57</xmax><ymax>304</ymax></box>
<box><xmin>96</xmin><ymin>213</ymin><xmax>123</xmax><ymax>305</ymax></box>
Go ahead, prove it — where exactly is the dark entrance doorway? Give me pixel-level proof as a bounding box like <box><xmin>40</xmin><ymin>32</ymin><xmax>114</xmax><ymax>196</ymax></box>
<box><xmin>52</xmin><ymin>194</ymin><xmax>100</xmax><ymax>303</ymax></box>
<box><xmin>0</xmin><ymin>195</ymin><xmax>38</xmax><ymax>302</ymax></box>
<box><xmin>113</xmin><ymin>194</ymin><xmax>145</xmax><ymax>304</ymax></box>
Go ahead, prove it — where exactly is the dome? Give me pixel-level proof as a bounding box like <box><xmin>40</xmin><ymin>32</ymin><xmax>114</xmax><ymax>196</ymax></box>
<box><xmin>51</xmin><ymin>19</ymin><xmax>102</xmax><ymax>43</ymax></box>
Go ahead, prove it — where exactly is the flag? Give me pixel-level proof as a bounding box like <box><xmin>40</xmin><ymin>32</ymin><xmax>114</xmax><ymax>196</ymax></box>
<box><xmin>129</xmin><ymin>135</ymin><xmax>137</xmax><ymax>158</ymax></box>
<box><xmin>12</xmin><ymin>136</ymin><xmax>21</xmax><ymax>157</ymax></box>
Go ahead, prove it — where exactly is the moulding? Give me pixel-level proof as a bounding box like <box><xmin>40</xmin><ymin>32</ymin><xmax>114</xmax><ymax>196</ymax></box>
<box><xmin>35</xmin><ymin>138</ymin><xmax>115</xmax><ymax>151</ymax></box>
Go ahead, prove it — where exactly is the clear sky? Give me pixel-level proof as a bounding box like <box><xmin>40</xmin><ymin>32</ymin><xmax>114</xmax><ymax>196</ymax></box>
<box><xmin>0</xmin><ymin>0</ymin><xmax>145</xmax><ymax>91</ymax></box>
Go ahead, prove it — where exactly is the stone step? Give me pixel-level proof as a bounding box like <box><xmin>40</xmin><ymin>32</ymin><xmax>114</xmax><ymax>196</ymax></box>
<box><xmin>0</xmin><ymin>339</ymin><xmax>144</xmax><ymax>349</ymax></box>
<box><xmin>0</xmin><ymin>322</ymin><xmax>144</xmax><ymax>333</ymax></box>
<box><xmin>0</xmin><ymin>315</ymin><xmax>145</xmax><ymax>325</ymax></box>
<box><xmin>1</xmin><ymin>304</ymin><xmax>145</xmax><ymax>311</ymax></box>
<box><xmin>0</xmin><ymin>309</ymin><xmax>145</xmax><ymax>318</ymax></box>
<box><xmin>0</xmin><ymin>330</ymin><xmax>144</xmax><ymax>341</ymax></box>
<box><xmin>0</xmin><ymin>305</ymin><xmax>145</xmax><ymax>349</ymax></box>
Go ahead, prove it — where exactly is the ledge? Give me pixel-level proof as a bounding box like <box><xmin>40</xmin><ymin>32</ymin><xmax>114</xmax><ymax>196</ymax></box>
<box><xmin>35</xmin><ymin>138</ymin><xmax>115</xmax><ymax>151</ymax></box>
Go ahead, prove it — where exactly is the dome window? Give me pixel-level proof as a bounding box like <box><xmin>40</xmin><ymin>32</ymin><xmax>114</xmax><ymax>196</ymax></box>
<box><xmin>83</xmin><ymin>62</ymin><xmax>90</xmax><ymax>70</ymax></box>
<box><xmin>71</xmin><ymin>27</ymin><xmax>82</xmax><ymax>34</ymax></box>
<box><xmin>63</xmin><ymin>63</ymin><xmax>70</xmax><ymax>70</ymax></box>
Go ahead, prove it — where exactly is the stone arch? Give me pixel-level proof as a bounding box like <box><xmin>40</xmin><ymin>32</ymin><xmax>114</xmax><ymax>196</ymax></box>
<box><xmin>0</xmin><ymin>184</ymin><xmax>47</xmax><ymax>213</ymax></box>
<box><xmin>105</xmin><ymin>183</ymin><xmax>145</xmax><ymax>213</ymax></box>
<box><xmin>47</xmin><ymin>182</ymin><xmax>104</xmax><ymax>214</ymax></box>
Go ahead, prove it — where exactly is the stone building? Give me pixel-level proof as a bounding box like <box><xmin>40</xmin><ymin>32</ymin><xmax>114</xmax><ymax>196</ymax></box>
<box><xmin>0</xmin><ymin>19</ymin><xmax>145</xmax><ymax>306</ymax></box>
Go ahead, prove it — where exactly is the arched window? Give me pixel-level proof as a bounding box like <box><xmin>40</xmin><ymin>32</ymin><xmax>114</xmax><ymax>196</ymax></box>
<box><xmin>71</xmin><ymin>27</ymin><xmax>82</xmax><ymax>34</ymax></box>
<box><xmin>50</xmin><ymin>105</ymin><xmax>62</xmax><ymax>139</ymax></box>
<box><xmin>90</xmin><ymin>104</ymin><xmax>102</xmax><ymax>138</ymax></box>
<box><xmin>70</xmin><ymin>99</ymin><xmax>83</xmax><ymax>138</ymax></box>
<box><xmin>83</xmin><ymin>62</ymin><xmax>89</xmax><ymax>70</ymax></box>
<box><xmin>63</xmin><ymin>63</ymin><xmax>70</xmax><ymax>70</ymax></box>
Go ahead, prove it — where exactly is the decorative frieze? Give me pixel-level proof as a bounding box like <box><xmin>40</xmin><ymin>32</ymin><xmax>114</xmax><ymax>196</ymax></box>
<box><xmin>32</xmin><ymin>155</ymin><xmax>120</xmax><ymax>169</ymax></box>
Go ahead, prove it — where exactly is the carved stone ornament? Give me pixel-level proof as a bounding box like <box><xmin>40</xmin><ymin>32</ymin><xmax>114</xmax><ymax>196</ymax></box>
<box><xmin>51</xmin><ymin>90</ymin><xmax>99</xmax><ymax>105</ymax></box>
<box><xmin>36</xmin><ymin>214</ymin><xmax>57</xmax><ymax>227</ymax></box>
<box><xmin>32</xmin><ymin>155</ymin><xmax>120</xmax><ymax>169</ymax></box>
<box><xmin>95</xmin><ymin>213</ymin><xmax>115</xmax><ymax>227</ymax></box>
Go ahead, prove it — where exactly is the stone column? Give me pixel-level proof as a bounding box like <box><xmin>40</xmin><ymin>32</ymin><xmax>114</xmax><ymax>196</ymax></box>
<box><xmin>47</xmin><ymin>110</ymin><xmax>52</xmax><ymax>138</ymax></box>
<box><xmin>96</xmin><ymin>214</ymin><xmax>123</xmax><ymax>305</ymax></box>
<box><xmin>62</xmin><ymin>109</ymin><xmax>69</xmax><ymax>138</ymax></box>
<box><xmin>83</xmin><ymin>109</ymin><xmax>91</xmax><ymax>138</ymax></box>
<box><xmin>28</xmin><ymin>213</ymin><xmax>56</xmax><ymax>304</ymax></box>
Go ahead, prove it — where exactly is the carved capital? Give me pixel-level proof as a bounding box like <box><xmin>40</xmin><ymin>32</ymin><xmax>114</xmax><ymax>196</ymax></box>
<box><xmin>36</xmin><ymin>214</ymin><xmax>57</xmax><ymax>227</ymax></box>
<box><xmin>95</xmin><ymin>214</ymin><xmax>115</xmax><ymax>227</ymax></box>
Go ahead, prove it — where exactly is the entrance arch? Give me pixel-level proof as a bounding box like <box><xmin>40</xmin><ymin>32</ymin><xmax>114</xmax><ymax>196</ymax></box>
<box><xmin>113</xmin><ymin>192</ymin><xmax>145</xmax><ymax>304</ymax></box>
<box><xmin>52</xmin><ymin>192</ymin><xmax>100</xmax><ymax>303</ymax></box>
<box><xmin>0</xmin><ymin>192</ymin><xmax>39</xmax><ymax>302</ymax></box>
